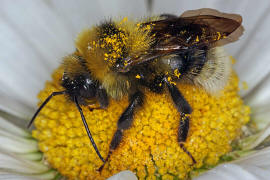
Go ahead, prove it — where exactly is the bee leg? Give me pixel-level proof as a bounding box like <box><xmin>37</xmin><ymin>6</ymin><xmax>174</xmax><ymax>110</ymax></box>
<box><xmin>97</xmin><ymin>86</ymin><xmax>109</xmax><ymax>108</ymax></box>
<box><xmin>98</xmin><ymin>91</ymin><xmax>144</xmax><ymax>172</ymax></box>
<box><xmin>165</xmin><ymin>81</ymin><xmax>196</xmax><ymax>164</ymax></box>
<box><xmin>88</xmin><ymin>87</ymin><xmax>109</xmax><ymax>111</ymax></box>
<box><xmin>178</xmin><ymin>114</ymin><xmax>196</xmax><ymax>164</ymax></box>
<box><xmin>88</xmin><ymin>106</ymin><xmax>102</xmax><ymax>112</ymax></box>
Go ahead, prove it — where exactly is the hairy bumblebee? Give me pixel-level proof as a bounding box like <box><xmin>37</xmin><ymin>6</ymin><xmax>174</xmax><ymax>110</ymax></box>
<box><xmin>28</xmin><ymin>8</ymin><xmax>243</xmax><ymax>171</ymax></box>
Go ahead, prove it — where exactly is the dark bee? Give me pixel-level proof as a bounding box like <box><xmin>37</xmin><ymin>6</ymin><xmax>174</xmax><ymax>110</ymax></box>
<box><xmin>28</xmin><ymin>8</ymin><xmax>244</xmax><ymax>171</ymax></box>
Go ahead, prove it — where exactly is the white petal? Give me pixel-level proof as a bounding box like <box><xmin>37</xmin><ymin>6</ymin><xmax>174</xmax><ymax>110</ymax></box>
<box><xmin>252</xmin><ymin>110</ymin><xmax>270</xmax><ymax>130</ymax></box>
<box><xmin>0</xmin><ymin>173</ymin><xmax>37</xmax><ymax>180</ymax></box>
<box><xmin>240</xmin><ymin>123</ymin><xmax>270</xmax><ymax>149</ymax></box>
<box><xmin>240</xmin><ymin>77</ymin><xmax>270</xmax><ymax>131</ymax></box>
<box><xmin>0</xmin><ymin>117</ymin><xmax>30</xmax><ymax>137</ymax></box>
<box><xmin>195</xmin><ymin>164</ymin><xmax>270</xmax><ymax>180</ymax></box>
<box><xmin>243</xmin><ymin>75</ymin><xmax>270</xmax><ymax>129</ymax></box>
<box><xmin>0</xmin><ymin>131</ymin><xmax>38</xmax><ymax>153</ymax></box>
<box><xmin>0</xmin><ymin>0</ymin><xmax>68</xmax><ymax>117</ymax></box>
<box><xmin>0</xmin><ymin>0</ymin><xmax>149</xmax><ymax>119</ymax></box>
<box><xmin>234</xmin><ymin>6</ymin><xmax>270</xmax><ymax>98</ymax></box>
<box><xmin>17</xmin><ymin>152</ymin><xmax>43</xmax><ymax>161</ymax></box>
<box><xmin>97</xmin><ymin>0</ymin><xmax>147</xmax><ymax>18</ymax></box>
<box><xmin>233</xmin><ymin>147</ymin><xmax>270</xmax><ymax>169</ymax></box>
<box><xmin>107</xmin><ymin>170</ymin><xmax>137</xmax><ymax>180</ymax></box>
<box><xmin>195</xmin><ymin>147</ymin><xmax>270</xmax><ymax>180</ymax></box>
<box><xmin>147</xmin><ymin>0</ymin><xmax>221</xmax><ymax>15</ymax></box>
<box><xmin>0</xmin><ymin>150</ymin><xmax>57</xmax><ymax>179</ymax></box>
<box><xmin>0</xmin><ymin>150</ymin><xmax>50</xmax><ymax>174</ymax></box>
<box><xmin>236</xmin><ymin>165</ymin><xmax>270</xmax><ymax>180</ymax></box>
<box><xmin>0</xmin><ymin>171</ymin><xmax>58</xmax><ymax>180</ymax></box>
<box><xmin>0</xmin><ymin>94</ymin><xmax>34</xmax><ymax>120</ymax></box>
<box><xmin>244</xmin><ymin>67</ymin><xmax>270</xmax><ymax>107</ymax></box>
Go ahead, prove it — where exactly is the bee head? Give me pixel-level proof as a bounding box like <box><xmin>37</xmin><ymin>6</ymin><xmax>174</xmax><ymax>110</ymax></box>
<box><xmin>62</xmin><ymin>73</ymin><xmax>99</xmax><ymax>105</ymax></box>
<box><xmin>62</xmin><ymin>55</ymin><xmax>99</xmax><ymax>105</ymax></box>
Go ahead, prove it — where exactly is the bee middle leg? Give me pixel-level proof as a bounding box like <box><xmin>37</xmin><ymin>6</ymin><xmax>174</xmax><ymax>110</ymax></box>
<box><xmin>98</xmin><ymin>91</ymin><xmax>144</xmax><ymax>172</ymax></box>
<box><xmin>165</xmin><ymin>80</ymin><xmax>196</xmax><ymax>164</ymax></box>
<box><xmin>88</xmin><ymin>87</ymin><xmax>109</xmax><ymax>112</ymax></box>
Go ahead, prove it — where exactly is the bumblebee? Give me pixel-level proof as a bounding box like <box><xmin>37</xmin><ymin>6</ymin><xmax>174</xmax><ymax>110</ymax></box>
<box><xmin>28</xmin><ymin>8</ymin><xmax>243</xmax><ymax>171</ymax></box>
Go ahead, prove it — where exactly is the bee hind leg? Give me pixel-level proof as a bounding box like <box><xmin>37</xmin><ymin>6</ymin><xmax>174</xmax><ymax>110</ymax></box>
<box><xmin>178</xmin><ymin>114</ymin><xmax>196</xmax><ymax>164</ymax></box>
<box><xmin>98</xmin><ymin>91</ymin><xmax>144</xmax><ymax>172</ymax></box>
<box><xmin>165</xmin><ymin>80</ymin><xmax>196</xmax><ymax>164</ymax></box>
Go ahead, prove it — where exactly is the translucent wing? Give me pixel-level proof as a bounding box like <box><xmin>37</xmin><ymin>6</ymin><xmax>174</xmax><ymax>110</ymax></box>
<box><xmin>115</xmin><ymin>8</ymin><xmax>243</xmax><ymax>72</ymax></box>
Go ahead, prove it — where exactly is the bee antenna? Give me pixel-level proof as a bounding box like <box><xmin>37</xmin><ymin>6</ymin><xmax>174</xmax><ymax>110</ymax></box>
<box><xmin>74</xmin><ymin>96</ymin><xmax>105</xmax><ymax>163</ymax></box>
<box><xmin>27</xmin><ymin>91</ymin><xmax>66</xmax><ymax>128</ymax></box>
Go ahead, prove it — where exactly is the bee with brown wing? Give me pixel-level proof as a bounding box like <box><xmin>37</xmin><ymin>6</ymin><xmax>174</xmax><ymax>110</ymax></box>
<box><xmin>28</xmin><ymin>8</ymin><xmax>243</xmax><ymax>171</ymax></box>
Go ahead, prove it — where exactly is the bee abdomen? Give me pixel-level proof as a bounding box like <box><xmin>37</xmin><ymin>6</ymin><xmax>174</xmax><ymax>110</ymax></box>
<box><xmin>193</xmin><ymin>47</ymin><xmax>232</xmax><ymax>94</ymax></box>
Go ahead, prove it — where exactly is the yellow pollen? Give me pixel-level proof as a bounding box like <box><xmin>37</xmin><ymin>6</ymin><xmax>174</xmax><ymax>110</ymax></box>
<box><xmin>135</xmin><ymin>74</ymin><xmax>141</xmax><ymax>79</ymax></box>
<box><xmin>124</xmin><ymin>60</ymin><xmax>128</xmax><ymax>67</ymax></box>
<box><xmin>174</xmin><ymin>69</ymin><xmax>181</xmax><ymax>78</ymax></box>
<box><xmin>195</xmin><ymin>35</ymin><xmax>199</xmax><ymax>42</ymax></box>
<box><xmin>32</xmin><ymin>66</ymin><xmax>250</xmax><ymax>179</ymax></box>
<box><xmin>167</xmin><ymin>76</ymin><xmax>176</xmax><ymax>85</ymax></box>
<box><xmin>217</xmin><ymin>32</ymin><xmax>221</xmax><ymax>40</ymax></box>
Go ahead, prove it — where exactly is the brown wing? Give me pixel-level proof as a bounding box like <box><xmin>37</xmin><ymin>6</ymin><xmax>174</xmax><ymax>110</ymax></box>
<box><xmin>180</xmin><ymin>8</ymin><xmax>244</xmax><ymax>46</ymax></box>
<box><xmin>116</xmin><ymin>8</ymin><xmax>243</xmax><ymax>72</ymax></box>
<box><xmin>149</xmin><ymin>8</ymin><xmax>243</xmax><ymax>49</ymax></box>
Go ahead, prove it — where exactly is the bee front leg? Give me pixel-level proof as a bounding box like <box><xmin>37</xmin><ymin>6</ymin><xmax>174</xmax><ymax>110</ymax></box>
<box><xmin>165</xmin><ymin>80</ymin><xmax>196</xmax><ymax>164</ymax></box>
<box><xmin>97</xmin><ymin>86</ymin><xmax>109</xmax><ymax>108</ymax></box>
<box><xmin>88</xmin><ymin>87</ymin><xmax>109</xmax><ymax>112</ymax></box>
<box><xmin>98</xmin><ymin>91</ymin><xmax>144</xmax><ymax>172</ymax></box>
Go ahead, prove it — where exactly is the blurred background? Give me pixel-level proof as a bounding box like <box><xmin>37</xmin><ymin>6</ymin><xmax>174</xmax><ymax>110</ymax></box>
<box><xmin>0</xmin><ymin>0</ymin><xmax>269</xmax><ymax>120</ymax></box>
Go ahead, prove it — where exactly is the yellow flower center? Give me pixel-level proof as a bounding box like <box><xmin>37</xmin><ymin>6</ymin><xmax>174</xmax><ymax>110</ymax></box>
<box><xmin>32</xmin><ymin>63</ymin><xmax>250</xmax><ymax>179</ymax></box>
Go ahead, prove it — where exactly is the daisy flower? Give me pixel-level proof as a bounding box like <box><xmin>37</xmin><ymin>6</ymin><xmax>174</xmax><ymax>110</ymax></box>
<box><xmin>1</xmin><ymin>0</ymin><xmax>270</xmax><ymax>179</ymax></box>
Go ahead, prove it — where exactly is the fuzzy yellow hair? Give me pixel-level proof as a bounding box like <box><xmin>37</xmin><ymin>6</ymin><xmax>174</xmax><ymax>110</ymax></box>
<box><xmin>74</xmin><ymin>18</ymin><xmax>154</xmax><ymax>99</ymax></box>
